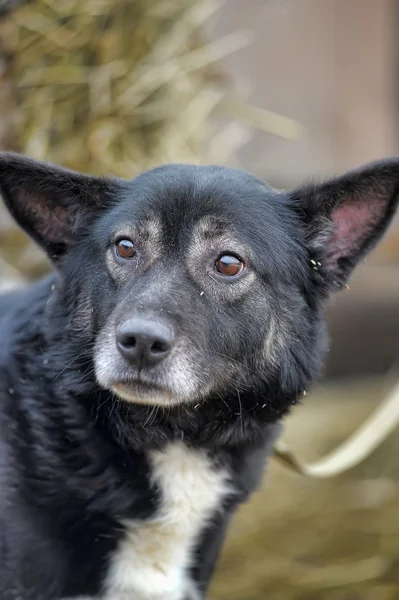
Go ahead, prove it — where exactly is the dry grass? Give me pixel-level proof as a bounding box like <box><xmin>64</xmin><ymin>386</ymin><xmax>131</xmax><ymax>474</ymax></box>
<box><xmin>0</xmin><ymin>0</ymin><xmax>302</xmax><ymax>278</ymax></box>
<box><xmin>0</xmin><ymin>0</ymin><xmax>302</xmax><ymax>173</ymax></box>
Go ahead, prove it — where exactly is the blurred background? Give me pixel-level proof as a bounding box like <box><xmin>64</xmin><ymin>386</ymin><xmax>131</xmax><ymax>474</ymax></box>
<box><xmin>0</xmin><ymin>0</ymin><xmax>398</xmax><ymax>598</ymax></box>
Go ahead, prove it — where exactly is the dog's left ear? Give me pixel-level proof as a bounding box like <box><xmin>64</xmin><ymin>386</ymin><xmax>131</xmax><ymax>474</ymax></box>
<box><xmin>291</xmin><ymin>158</ymin><xmax>399</xmax><ymax>291</ymax></box>
<box><xmin>0</xmin><ymin>153</ymin><xmax>117</xmax><ymax>262</ymax></box>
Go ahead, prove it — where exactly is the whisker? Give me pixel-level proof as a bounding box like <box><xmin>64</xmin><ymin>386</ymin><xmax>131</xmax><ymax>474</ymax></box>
<box><xmin>143</xmin><ymin>405</ymin><xmax>157</xmax><ymax>427</ymax></box>
<box><xmin>236</xmin><ymin>386</ymin><xmax>244</xmax><ymax>436</ymax></box>
<box><xmin>214</xmin><ymin>391</ymin><xmax>231</xmax><ymax>411</ymax></box>
<box><xmin>108</xmin><ymin>395</ymin><xmax>120</xmax><ymax>420</ymax></box>
<box><xmin>53</xmin><ymin>349</ymin><xmax>92</xmax><ymax>380</ymax></box>
<box><xmin>207</xmin><ymin>350</ymin><xmax>262</xmax><ymax>380</ymax></box>
<box><xmin>93</xmin><ymin>393</ymin><xmax>113</xmax><ymax>424</ymax></box>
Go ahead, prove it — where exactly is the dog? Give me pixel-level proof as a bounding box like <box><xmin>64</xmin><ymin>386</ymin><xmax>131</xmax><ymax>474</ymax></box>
<box><xmin>0</xmin><ymin>152</ymin><xmax>398</xmax><ymax>600</ymax></box>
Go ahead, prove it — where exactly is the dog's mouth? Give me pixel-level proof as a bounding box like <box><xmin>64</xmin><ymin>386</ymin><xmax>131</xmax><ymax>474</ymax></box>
<box><xmin>111</xmin><ymin>380</ymin><xmax>177</xmax><ymax>406</ymax></box>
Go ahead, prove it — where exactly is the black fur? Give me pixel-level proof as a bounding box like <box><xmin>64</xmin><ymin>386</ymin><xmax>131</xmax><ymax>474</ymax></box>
<box><xmin>0</xmin><ymin>153</ymin><xmax>398</xmax><ymax>599</ymax></box>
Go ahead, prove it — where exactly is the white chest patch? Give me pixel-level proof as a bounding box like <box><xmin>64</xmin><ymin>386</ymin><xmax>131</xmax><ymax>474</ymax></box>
<box><xmin>102</xmin><ymin>442</ymin><xmax>233</xmax><ymax>600</ymax></box>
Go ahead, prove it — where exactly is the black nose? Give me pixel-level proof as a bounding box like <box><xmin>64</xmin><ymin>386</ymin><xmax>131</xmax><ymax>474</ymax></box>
<box><xmin>116</xmin><ymin>318</ymin><xmax>174</xmax><ymax>366</ymax></box>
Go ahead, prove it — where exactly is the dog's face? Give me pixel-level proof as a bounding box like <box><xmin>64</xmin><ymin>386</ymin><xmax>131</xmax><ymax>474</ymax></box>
<box><xmin>0</xmin><ymin>154</ymin><xmax>398</xmax><ymax>437</ymax></box>
<box><xmin>89</xmin><ymin>166</ymin><xmax>313</xmax><ymax>407</ymax></box>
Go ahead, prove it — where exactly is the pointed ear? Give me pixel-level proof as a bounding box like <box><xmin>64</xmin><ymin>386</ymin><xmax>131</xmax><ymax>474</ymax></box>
<box><xmin>0</xmin><ymin>153</ymin><xmax>117</xmax><ymax>262</ymax></box>
<box><xmin>291</xmin><ymin>158</ymin><xmax>399</xmax><ymax>291</ymax></box>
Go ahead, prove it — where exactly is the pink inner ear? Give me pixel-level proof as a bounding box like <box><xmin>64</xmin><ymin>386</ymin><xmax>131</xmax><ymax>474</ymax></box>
<box><xmin>326</xmin><ymin>198</ymin><xmax>382</xmax><ymax>267</ymax></box>
<box><xmin>20</xmin><ymin>189</ymin><xmax>74</xmax><ymax>246</ymax></box>
<box><xmin>44</xmin><ymin>204</ymin><xmax>74</xmax><ymax>245</ymax></box>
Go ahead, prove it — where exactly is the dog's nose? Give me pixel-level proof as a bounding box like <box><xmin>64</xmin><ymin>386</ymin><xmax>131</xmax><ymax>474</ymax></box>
<box><xmin>116</xmin><ymin>318</ymin><xmax>174</xmax><ymax>366</ymax></box>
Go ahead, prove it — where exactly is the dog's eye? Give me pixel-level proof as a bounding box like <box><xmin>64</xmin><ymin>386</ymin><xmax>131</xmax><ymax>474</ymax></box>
<box><xmin>215</xmin><ymin>254</ymin><xmax>245</xmax><ymax>277</ymax></box>
<box><xmin>115</xmin><ymin>239</ymin><xmax>136</xmax><ymax>259</ymax></box>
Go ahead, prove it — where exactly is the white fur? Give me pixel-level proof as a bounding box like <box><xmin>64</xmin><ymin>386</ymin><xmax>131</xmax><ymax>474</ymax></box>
<box><xmin>95</xmin><ymin>339</ymin><xmax>207</xmax><ymax>407</ymax></box>
<box><xmin>101</xmin><ymin>442</ymin><xmax>233</xmax><ymax>600</ymax></box>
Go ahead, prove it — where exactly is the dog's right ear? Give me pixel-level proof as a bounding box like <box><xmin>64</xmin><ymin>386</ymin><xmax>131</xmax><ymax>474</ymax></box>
<box><xmin>0</xmin><ymin>153</ymin><xmax>117</xmax><ymax>262</ymax></box>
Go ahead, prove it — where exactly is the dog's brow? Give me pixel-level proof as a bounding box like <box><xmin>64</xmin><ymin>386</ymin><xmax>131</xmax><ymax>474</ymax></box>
<box><xmin>190</xmin><ymin>216</ymin><xmax>251</xmax><ymax>261</ymax></box>
<box><xmin>111</xmin><ymin>217</ymin><xmax>162</xmax><ymax>245</ymax></box>
<box><xmin>137</xmin><ymin>217</ymin><xmax>162</xmax><ymax>243</ymax></box>
<box><xmin>194</xmin><ymin>216</ymin><xmax>227</xmax><ymax>239</ymax></box>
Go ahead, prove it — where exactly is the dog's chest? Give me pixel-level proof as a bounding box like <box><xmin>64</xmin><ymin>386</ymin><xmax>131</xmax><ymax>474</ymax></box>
<box><xmin>103</xmin><ymin>442</ymin><xmax>232</xmax><ymax>600</ymax></box>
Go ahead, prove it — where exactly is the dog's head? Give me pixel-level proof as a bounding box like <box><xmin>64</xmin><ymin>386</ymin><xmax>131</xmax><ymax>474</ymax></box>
<box><xmin>0</xmin><ymin>154</ymin><xmax>398</xmax><ymax>443</ymax></box>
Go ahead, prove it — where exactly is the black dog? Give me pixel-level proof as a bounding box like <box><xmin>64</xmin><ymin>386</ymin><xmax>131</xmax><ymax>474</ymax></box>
<box><xmin>0</xmin><ymin>153</ymin><xmax>398</xmax><ymax>600</ymax></box>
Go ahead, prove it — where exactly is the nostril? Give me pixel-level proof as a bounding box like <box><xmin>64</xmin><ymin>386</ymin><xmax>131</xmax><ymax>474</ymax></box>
<box><xmin>150</xmin><ymin>340</ymin><xmax>170</xmax><ymax>355</ymax></box>
<box><xmin>120</xmin><ymin>335</ymin><xmax>137</xmax><ymax>349</ymax></box>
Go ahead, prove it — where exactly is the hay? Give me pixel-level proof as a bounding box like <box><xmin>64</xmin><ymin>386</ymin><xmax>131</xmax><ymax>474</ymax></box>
<box><xmin>0</xmin><ymin>0</ymin><xmax>302</xmax><ymax>277</ymax></box>
<box><xmin>2</xmin><ymin>0</ymin><xmax>224</xmax><ymax>173</ymax></box>
<box><xmin>1</xmin><ymin>0</ymin><xmax>302</xmax><ymax>174</ymax></box>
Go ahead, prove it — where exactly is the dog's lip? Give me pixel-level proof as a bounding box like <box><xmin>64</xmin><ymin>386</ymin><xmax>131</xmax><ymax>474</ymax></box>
<box><xmin>113</xmin><ymin>379</ymin><xmax>166</xmax><ymax>394</ymax></box>
<box><xmin>111</xmin><ymin>380</ymin><xmax>174</xmax><ymax>404</ymax></box>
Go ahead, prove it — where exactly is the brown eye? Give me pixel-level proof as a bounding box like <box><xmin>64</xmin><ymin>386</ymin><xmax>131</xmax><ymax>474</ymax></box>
<box><xmin>115</xmin><ymin>239</ymin><xmax>136</xmax><ymax>259</ymax></box>
<box><xmin>215</xmin><ymin>254</ymin><xmax>245</xmax><ymax>277</ymax></box>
